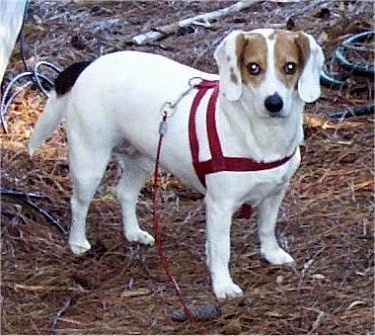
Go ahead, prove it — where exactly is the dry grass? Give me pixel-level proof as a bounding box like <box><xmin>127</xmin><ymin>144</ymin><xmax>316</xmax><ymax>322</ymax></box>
<box><xmin>1</xmin><ymin>1</ymin><xmax>374</xmax><ymax>334</ymax></box>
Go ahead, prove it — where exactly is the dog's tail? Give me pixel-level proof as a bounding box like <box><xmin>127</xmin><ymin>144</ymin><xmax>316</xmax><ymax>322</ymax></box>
<box><xmin>28</xmin><ymin>91</ymin><xmax>67</xmax><ymax>155</ymax></box>
<box><xmin>28</xmin><ymin>61</ymin><xmax>92</xmax><ymax>156</ymax></box>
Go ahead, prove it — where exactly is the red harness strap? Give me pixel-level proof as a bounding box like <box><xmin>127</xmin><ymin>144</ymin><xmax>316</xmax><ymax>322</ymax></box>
<box><xmin>188</xmin><ymin>79</ymin><xmax>295</xmax><ymax>217</ymax></box>
<box><xmin>189</xmin><ymin>79</ymin><xmax>295</xmax><ymax>186</ymax></box>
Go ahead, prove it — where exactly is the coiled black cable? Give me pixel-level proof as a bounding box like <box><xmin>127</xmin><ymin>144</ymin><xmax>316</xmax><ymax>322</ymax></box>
<box><xmin>320</xmin><ymin>31</ymin><xmax>374</xmax><ymax>119</ymax></box>
<box><xmin>0</xmin><ymin>0</ymin><xmax>61</xmax><ymax>133</ymax></box>
<box><xmin>321</xmin><ymin>31</ymin><xmax>374</xmax><ymax>88</ymax></box>
<box><xmin>335</xmin><ymin>31</ymin><xmax>374</xmax><ymax>78</ymax></box>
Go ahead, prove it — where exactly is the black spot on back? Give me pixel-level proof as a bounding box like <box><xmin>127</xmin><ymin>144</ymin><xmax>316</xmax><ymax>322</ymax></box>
<box><xmin>55</xmin><ymin>61</ymin><xmax>92</xmax><ymax>96</ymax></box>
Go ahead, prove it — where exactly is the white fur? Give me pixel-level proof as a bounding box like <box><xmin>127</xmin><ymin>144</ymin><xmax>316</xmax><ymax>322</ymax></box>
<box><xmin>28</xmin><ymin>29</ymin><xmax>323</xmax><ymax>300</ymax></box>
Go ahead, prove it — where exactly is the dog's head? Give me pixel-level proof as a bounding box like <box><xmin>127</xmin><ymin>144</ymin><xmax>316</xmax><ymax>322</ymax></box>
<box><xmin>214</xmin><ymin>29</ymin><xmax>324</xmax><ymax>118</ymax></box>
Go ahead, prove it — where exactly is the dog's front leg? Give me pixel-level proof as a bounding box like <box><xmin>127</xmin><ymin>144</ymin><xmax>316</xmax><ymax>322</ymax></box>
<box><xmin>257</xmin><ymin>187</ymin><xmax>295</xmax><ymax>265</ymax></box>
<box><xmin>205</xmin><ymin>194</ymin><xmax>243</xmax><ymax>300</ymax></box>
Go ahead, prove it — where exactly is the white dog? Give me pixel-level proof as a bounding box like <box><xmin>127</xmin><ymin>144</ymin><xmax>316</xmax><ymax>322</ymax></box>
<box><xmin>29</xmin><ymin>29</ymin><xmax>324</xmax><ymax>300</ymax></box>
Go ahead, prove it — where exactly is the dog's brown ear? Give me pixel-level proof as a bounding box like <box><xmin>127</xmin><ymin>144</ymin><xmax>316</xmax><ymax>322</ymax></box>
<box><xmin>295</xmin><ymin>32</ymin><xmax>325</xmax><ymax>103</ymax></box>
<box><xmin>214</xmin><ymin>31</ymin><xmax>245</xmax><ymax>101</ymax></box>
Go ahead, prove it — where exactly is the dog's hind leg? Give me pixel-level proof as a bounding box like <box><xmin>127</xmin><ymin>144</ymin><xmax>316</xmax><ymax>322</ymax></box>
<box><xmin>117</xmin><ymin>154</ymin><xmax>155</xmax><ymax>246</ymax></box>
<box><xmin>68</xmin><ymin>134</ymin><xmax>113</xmax><ymax>255</ymax></box>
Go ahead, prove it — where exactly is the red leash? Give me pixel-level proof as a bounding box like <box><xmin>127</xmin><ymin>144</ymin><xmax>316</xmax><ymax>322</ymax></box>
<box><xmin>152</xmin><ymin>112</ymin><xmax>202</xmax><ymax>331</ymax></box>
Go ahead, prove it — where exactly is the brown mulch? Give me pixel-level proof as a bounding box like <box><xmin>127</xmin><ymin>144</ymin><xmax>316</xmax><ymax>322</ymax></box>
<box><xmin>1</xmin><ymin>1</ymin><xmax>374</xmax><ymax>335</ymax></box>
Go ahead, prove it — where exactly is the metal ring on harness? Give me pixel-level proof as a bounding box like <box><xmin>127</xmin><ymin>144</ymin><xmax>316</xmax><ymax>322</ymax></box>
<box><xmin>188</xmin><ymin>76</ymin><xmax>204</xmax><ymax>87</ymax></box>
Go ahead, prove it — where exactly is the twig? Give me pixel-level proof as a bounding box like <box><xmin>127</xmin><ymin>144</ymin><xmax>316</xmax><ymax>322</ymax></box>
<box><xmin>130</xmin><ymin>0</ymin><xmax>262</xmax><ymax>45</ymax></box>
<box><xmin>10</xmin><ymin>283</ymin><xmax>86</xmax><ymax>292</ymax></box>
<box><xmin>309</xmin><ymin>310</ymin><xmax>326</xmax><ymax>333</ymax></box>
<box><xmin>49</xmin><ymin>297</ymin><xmax>73</xmax><ymax>334</ymax></box>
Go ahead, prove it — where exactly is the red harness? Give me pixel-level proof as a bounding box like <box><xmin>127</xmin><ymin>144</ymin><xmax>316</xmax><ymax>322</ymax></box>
<box><xmin>188</xmin><ymin>79</ymin><xmax>295</xmax><ymax>218</ymax></box>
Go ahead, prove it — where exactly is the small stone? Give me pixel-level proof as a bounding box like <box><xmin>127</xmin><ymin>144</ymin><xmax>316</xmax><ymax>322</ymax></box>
<box><xmin>170</xmin><ymin>303</ymin><xmax>220</xmax><ymax>322</ymax></box>
<box><xmin>222</xmin><ymin>319</ymin><xmax>242</xmax><ymax>335</ymax></box>
<box><xmin>276</xmin><ymin>275</ymin><xmax>284</xmax><ymax>285</ymax></box>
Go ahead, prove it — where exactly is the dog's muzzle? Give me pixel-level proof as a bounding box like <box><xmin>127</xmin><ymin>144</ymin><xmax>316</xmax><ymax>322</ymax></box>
<box><xmin>264</xmin><ymin>93</ymin><xmax>283</xmax><ymax>116</ymax></box>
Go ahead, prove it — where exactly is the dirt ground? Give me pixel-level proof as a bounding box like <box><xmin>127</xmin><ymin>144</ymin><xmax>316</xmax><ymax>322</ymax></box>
<box><xmin>1</xmin><ymin>0</ymin><xmax>374</xmax><ymax>335</ymax></box>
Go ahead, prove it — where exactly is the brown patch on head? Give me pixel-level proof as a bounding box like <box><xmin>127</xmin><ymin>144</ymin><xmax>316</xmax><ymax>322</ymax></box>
<box><xmin>239</xmin><ymin>33</ymin><xmax>268</xmax><ymax>86</ymax></box>
<box><xmin>294</xmin><ymin>31</ymin><xmax>311</xmax><ymax>69</ymax></box>
<box><xmin>235</xmin><ymin>34</ymin><xmax>246</xmax><ymax>60</ymax></box>
<box><xmin>274</xmin><ymin>30</ymin><xmax>310</xmax><ymax>88</ymax></box>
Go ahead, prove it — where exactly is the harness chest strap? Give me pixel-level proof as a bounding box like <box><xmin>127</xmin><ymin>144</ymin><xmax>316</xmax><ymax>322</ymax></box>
<box><xmin>188</xmin><ymin>79</ymin><xmax>296</xmax><ymax>218</ymax></box>
<box><xmin>189</xmin><ymin>79</ymin><xmax>296</xmax><ymax>186</ymax></box>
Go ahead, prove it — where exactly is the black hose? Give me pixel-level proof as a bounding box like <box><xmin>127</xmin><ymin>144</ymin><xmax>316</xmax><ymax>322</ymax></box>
<box><xmin>335</xmin><ymin>31</ymin><xmax>374</xmax><ymax>78</ymax></box>
<box><xmin>321</xmin><ymin>31</ymin><xmax>374</xmax><ymax>89</ymax></box>
<box><xmin>1</xmin><ymin>187</ymin><xmax>68</xmax><ymax>235</ymax></box>
<box><xmin>328</xmin><ymin>104</ymin><xmax>374</xmax><ymax>119</ymax></box>
<box><xmin>320</xmin><ymin>31</ymin><xmax>374</xmax><ymax>119</ymax></box>
<box><xmin>320</xmin><ymin>69</ymin><xmax>349</xmax><ymax>90</ymax></box>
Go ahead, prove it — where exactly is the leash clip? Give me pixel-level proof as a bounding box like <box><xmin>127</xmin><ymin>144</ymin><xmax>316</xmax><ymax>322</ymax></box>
<box><xmin>160</xmin><ymin>101</ymin><xmax>174</xmax><ymax>117</ymax></box>
<box><xmin>158</xmin><ymin>111</ymin><xmax>168</xmax><ymax>135</ymax></box>
<box><xmin>159</xmin><ymin>78</ymin><xmax>203</xmax><ymax>119</ymax></box>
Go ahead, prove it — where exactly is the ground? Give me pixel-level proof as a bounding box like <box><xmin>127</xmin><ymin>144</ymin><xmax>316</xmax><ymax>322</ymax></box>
<box><xmin>1</xmin><ymin>0</ymin><xmax>374</xmax><ymax>335</ymax></box>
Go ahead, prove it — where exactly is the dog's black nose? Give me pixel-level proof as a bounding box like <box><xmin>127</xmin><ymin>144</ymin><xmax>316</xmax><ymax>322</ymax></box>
<box><xmin>264</xmin><ymin>93</ymin><xmax>283</xmax><ymax>113</ymax></box>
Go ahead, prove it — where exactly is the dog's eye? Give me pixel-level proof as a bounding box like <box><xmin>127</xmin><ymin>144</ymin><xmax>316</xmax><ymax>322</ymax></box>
<box><xmin>247</xmin><ymin>63</ymin><xmax>261</xmax><ymax>76</ymax></box>
<box><xmin>283</xmin><ymin>62</ymin><xmax>297</xmax><ymax>75</ymax></box>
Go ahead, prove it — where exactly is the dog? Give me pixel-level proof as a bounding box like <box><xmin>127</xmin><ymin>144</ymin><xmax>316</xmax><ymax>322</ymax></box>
<box><xmin>28</xmin><ymin>29</ymin><xmax>324</xmax><ymax>300</ymax></box>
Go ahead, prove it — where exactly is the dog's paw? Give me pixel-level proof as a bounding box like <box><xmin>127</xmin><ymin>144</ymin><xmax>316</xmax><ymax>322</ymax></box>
<box><xmin>69</xmin><ymin>239</ymin><xmax>91</xmax><ymax>255</ymax></box>
<box><xmin>126</xmin><ymin>229</ymin><xmax>155</xmax><ymax>246</ymax></box>
<box><xmin>261</xmin><ymin>246</ymin><xmax>295</xmax><ymax>265</ymax></box>
<box><xmin>214</xmin><ymin>282</ymin><xmax>243</xmax><ymax>301</ymax></box>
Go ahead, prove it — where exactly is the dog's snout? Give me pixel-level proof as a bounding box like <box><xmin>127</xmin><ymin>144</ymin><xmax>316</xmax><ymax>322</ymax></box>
<box><xmin>264</xmin><ymin>93</ymin><xmax>283</xmax><ymax>114</ymax></box>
